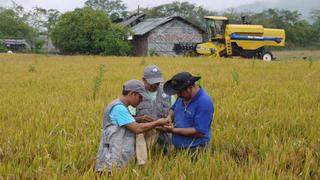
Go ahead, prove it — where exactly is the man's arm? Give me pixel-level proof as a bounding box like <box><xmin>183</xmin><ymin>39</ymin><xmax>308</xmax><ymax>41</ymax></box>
<box><xmin>134</xmin><ymin>115</ymin><xmax>156</xmax><ymax>123</ymax></box>
<box><xmin>125</xmin><ymin>118</ymin><xmax>169</xmax><ymax>134</ymax></box>
<box><xmin>156</xmin><ymin>125</ymin><xmax>204</xmax><ymax>138</ymax></box>
<box><xmin>172</xmin><ymin>127</ymin><xmax>204</xmax><ymax>137</ymax></box>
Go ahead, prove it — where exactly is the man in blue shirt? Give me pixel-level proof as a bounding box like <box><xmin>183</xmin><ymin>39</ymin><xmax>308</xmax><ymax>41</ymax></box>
<box><xmin>157</xmin><ymin>72</ymin><xmax>214</xmax><ymax>151</ymax></box>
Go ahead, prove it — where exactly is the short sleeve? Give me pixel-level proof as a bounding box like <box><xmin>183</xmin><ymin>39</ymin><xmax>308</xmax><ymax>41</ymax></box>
<box><xmin>109</xmin><ymin>104</ymin><xmax>135</xmax><ymax>126</ymax></box>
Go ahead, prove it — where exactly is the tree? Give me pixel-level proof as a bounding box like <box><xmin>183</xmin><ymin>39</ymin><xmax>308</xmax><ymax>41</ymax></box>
<box><xmin>311</xmin><ymin>9</ymin><xmax>320</xmax><ymax>44</ymax></box>
<box><xmin>0</xmin><ymin>3</ymin><xmax>59</xmax><ymax>52</ymax></box>
<box><xmin>85</xmin><ymin>0</ymin><xmax>128</xmax><ymax>20</ymax></box>
<box><xmin>0</xmin><ymin>8</ymin><xmax>35</xmax><ymax>41</ymax></box>
<box><xmin>142</xmin><ymin>1</ymin><xmax>217</xmax><ymax>29</ymax></box>
<box><xmin>27</xmin><ymin>7</ymin><xmax>48</xmax><ymax>32</ymax></box>
<box><xmin>46</xmin><ymin>9</ymin><xmax>61</xmax><ymax>33</ymax></box>
<box><xmin>51</xmin><ymin>7</ymin><xmax>131</xmax><ymax>55</ymax></box>
<box><xmin>26</xmin><ymin>7</ymin><xmax>60</xmax><ymax>33</ymax></box>
<box><xmin>26</xmin><ymin>8</ymin><xmax>61</xmax><ymax>52</ymax></box>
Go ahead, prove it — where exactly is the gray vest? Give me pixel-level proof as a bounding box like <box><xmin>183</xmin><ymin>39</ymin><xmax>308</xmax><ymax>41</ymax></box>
<box><xmin>95</xmin><ymin>99</ymin><xmax>135</xmax><ymax>172</ymax></box>
<box><xmin>136</xmin><ymin>85</ymin><xmax>171</xmax><ymax>119</ymax></box>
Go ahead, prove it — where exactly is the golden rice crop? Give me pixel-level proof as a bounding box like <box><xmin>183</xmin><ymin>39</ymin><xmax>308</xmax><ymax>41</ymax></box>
<box><xmin>0</xmin><ymin>54</ymin><xmax>319</xmax><ymax>179</ymax></box>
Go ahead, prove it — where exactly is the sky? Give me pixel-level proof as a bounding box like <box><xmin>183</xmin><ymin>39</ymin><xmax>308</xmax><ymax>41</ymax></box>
<box><xmin>1</xmin><ymin>0</ymin><xmax>265</xmax><ymax>12</ymax></box>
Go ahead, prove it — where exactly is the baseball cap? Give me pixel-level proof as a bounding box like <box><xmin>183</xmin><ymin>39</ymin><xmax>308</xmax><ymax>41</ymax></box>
<box><xmin>124</xmin><ymin>80</ymin><xmax>148</xmax><ymax>98</ymax></box>
<box><xmin>163</xmin><ymin>72</ymin><xmax>201</xmax><ymax>95</ymax></box>
<box><xmin>143</xmin><ymin>64</ymin><xmax>164</xmax><ymax>84</ymax></box>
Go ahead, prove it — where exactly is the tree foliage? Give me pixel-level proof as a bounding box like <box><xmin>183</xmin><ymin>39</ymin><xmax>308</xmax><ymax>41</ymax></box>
<box><xmin>311</xmin><ymin>9</ymin><xmax>320</xmax><ymax>43</ymax></box>
<box><xmin>51</xmin><ymin>7</ymin><xmax>131</xmax><ymax>55</ymax></box>
<box><xmin>85</xmin><ymin>0</ymin><xmax>128</xmax><ymax>20</ymax></box>
<box><xmin>0</xmin><ymin>3</ymin><xmax>61</xmax><ymax>52</ymax></box>
<box><xmin>27</xmin><ymin>7</ymin><xmax>61</xmax><ymax>33</ymax></box>
<box><xmin>0</xmin><ymin>8</ymin><xmax>35</xmax><ymax>41</ymax></box>
<box><xmin>141</xmin><ymin>1</ymin><xmax>217</xmax><ymax>29</ymax></box>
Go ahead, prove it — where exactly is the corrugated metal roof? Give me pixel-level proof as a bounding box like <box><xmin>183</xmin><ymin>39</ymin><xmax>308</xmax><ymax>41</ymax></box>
<box><xmin>0</xmin><ymin>39</ymin><xmax>29</xmax><ymax>45</ymax></box>
<box><xmin>131</xmin><ymin>16</ymin><xmax>204</xmax><ymax>36</ymax></box>
<box><xmin>131</xmin><ymin>17</ymin><xmax>173</xmax><ymax>35</ymax></box>
<box><xmin>120</xmin><ymin>14</ymin><xmax>145</xmax><ymax>27</ymax></box>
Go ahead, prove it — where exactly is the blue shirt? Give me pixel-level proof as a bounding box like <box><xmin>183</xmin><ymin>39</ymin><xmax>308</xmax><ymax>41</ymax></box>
<box><xmin>171</xmin><ymin>88</ymin><xmax>214</xmax><ymax>148</ymax></box>
<box><xmin>109</xmin><ymin>104</ymin><xmax>135</xmax><ymax>126</ymax></box>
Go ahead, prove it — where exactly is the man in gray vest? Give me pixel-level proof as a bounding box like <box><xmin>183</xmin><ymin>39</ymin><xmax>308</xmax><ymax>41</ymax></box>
<box><xmin>130</xmin><ymin>64</ymin><xmax>173</xmax><ymax>165</ymax></box>
<box><xmin>95</xmin><ymin>80</ymin><xmax>169</xmax><ymax>172</ymax></box>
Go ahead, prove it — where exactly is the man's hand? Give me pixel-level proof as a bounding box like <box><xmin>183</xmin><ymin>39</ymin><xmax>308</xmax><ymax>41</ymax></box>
<box><xmin>155</xmin><ymin>124</ymin><xmax>174</xmax><ymax>133</ymax></box>
<box><xmin>165</xmin><ymin>116</ymin><xmax>172</xmax><ymax>123</ymax></box>
<box><xmin>156</xmin><ymin>118</ymin><xmax>170</xmax><ymax>126</ymax></box>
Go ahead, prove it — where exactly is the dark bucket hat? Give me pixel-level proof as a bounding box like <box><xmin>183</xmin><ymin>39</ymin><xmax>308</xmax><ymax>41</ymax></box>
<box><xmin>163</xmin><ymin>72</ymin><xmax>201</xmax><ymax>95</ymax></box>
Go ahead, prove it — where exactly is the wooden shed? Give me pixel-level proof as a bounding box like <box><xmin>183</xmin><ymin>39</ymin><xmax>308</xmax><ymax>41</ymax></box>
<box><xmin>0</xmin><ymin>38</ymin><xmax>31</xmax><ymax>52</ymax></box>
<box><xmin>122</xmin><ymin>15</ymin><xmax>204</xmax><ymax>56</ymax></box>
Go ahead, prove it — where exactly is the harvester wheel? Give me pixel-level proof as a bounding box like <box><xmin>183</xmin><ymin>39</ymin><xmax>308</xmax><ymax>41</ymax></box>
<box><xmin>261</xmin><ymin>51</ymin><xmax>273</xmax><ymax>61</ymax></box>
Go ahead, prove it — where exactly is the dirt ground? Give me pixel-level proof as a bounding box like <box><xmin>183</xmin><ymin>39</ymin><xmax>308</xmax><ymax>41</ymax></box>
<box><xmin>273</xmin><ymin>50</ymin><xmax>320</xmax><ymax>60</ymax></box>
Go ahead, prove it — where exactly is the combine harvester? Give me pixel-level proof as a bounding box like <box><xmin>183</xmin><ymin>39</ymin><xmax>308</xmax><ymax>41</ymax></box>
<box><xmin>176</xmin><ymin>16</ymin><xmax>286</xmax><ymax>61</ymax></box>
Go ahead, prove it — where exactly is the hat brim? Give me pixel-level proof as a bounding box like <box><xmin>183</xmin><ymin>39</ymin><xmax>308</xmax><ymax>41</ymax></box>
<box><xmin>146</xmin><ymin>77</ymin><xmax>164</xmax><ymax>84</ymax></box>
<box><xmin>138</xmin><ymin>91</ymin><xmax>149</xmax><ymax>98</ymax></box>
<box><xmin>163</xmin><ymin>76</ymin><xmax>201</xmax><ymax>95</ymax></box>
<box><xmin>163</xmin><ymin>80</ymin><xmax>178</xmax><ymax>95</ymax></box>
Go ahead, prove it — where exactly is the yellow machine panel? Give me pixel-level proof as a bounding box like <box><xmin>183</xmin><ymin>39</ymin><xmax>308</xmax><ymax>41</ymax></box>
<box><xmin>204</xmin><ymin>16</ymin><xmax>228</xmax><ymax>20</ymax></box>
<box><xmin>225</xmin><ymin>24</ymin><xmax>264</xmax><ymax>35</ymax></box>
<box><xmin>263</xmin><ymin>28</ymin><xmax>286</xmax><ymax>46</ymax></box>
<box><xmin>225</xmin><ymin>24</ymin><xmax>285</xmax><ymax>51</ymax></box>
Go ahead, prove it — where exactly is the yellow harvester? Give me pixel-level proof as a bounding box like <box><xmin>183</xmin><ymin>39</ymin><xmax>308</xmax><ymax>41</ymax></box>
<box><xmin>191</xmin><ymin>16</ymin><xmax>285</xmax><ymax>61</ymax></box>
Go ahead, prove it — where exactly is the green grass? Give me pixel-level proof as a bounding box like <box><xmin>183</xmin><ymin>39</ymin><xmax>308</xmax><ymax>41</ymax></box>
<box><xmin>0</xmin><ymin>53</ymin><xmax>319</xmax><ymax>179</ymax></box>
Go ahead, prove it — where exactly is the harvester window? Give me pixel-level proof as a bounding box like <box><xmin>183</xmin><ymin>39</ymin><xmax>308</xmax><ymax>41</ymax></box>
<box><xmin>214</xmin><ymin>21</ymin><xmax>224</xmax><ymax>36</ymax></box>
<box><xmin>209</xmin><ymin>20</ymin><xmax>224</xmax><ymax>39</ymax></box>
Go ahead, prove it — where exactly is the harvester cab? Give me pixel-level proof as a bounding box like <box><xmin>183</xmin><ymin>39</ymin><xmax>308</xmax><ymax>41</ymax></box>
<box><xmin>205</xmin><ymin>16</ymin><xmax>228</xmax><ymax>42</ymax></box>
<box><xmin>195</xmin><ymin>16</ymin><xmax>286</xmax><ymax>61</ymax></box>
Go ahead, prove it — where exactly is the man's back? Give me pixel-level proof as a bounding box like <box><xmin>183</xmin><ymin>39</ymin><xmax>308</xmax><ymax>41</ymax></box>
<box><xmin>96</xmin><ymin>99</ymin><xmax>135</xmax><ymax>171</ymax></box>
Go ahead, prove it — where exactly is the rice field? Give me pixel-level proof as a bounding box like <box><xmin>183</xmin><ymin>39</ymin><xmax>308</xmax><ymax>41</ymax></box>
<box><xmin>0</xmin><ymin>53</ymin><xmax>319</xmax><ymax>179</ymax></box>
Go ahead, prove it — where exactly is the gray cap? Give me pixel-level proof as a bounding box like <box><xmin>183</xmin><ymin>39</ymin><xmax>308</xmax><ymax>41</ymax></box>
<box><xmin>124</xmin><ymin>80</ymin><xmax>148</xmax><ymax>98</ymax></box>
<box><xmin>143</xmin><ymin>64</ymin><xmax>164</xmax><ymax>84</ymax></box>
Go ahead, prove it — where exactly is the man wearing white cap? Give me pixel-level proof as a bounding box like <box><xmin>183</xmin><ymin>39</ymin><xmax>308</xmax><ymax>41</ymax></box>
<box><xmin>129</xmin><ymin>64</ymin><xmax>174</xmax><ymax>165</ymax></box>
<box><xmin>95</xmin><ymin>80</ymin><xmax>169</xmax><ymax>172</ymax></box>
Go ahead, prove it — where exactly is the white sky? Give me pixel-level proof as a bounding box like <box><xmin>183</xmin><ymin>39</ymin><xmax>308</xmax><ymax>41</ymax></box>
<box><xmin>0</xmin><ymin>0</ymin><xmax>265</xmax><ymax>12</ymax></box>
